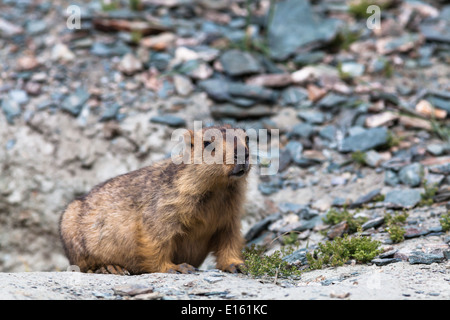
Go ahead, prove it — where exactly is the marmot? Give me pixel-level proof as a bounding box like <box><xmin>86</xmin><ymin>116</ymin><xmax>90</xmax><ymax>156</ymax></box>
<box><xmin>59</xmin><ymin>125</ymin><xmax>250</xmax><ymax>275</ymax></box>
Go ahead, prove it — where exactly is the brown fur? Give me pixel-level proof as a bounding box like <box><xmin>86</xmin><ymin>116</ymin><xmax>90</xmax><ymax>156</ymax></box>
<box><xmin>59</xmin><ymin>125</ymin><xmax>250</xmax><ymax>274</ymax></box>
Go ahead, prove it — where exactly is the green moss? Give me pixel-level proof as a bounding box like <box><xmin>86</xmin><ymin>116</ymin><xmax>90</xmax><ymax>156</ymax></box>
<box><xmin>306</xmin><ymin>233</ymin><xmax>381</xmax><ymax>270</ymax></box>
<box><xmin>440</xmin><ymin>212</ymin><xmax>450</xmax><ymax>232</ymax></box>
<box><xmin>242</xmin><ymin>245</ymin><xmax>302</xmax><ymax>278</ymax></box>
<box><xmin>323</xmin><ymin>207</ymin><xmax>367</xmax><ymax>234</ymax></box>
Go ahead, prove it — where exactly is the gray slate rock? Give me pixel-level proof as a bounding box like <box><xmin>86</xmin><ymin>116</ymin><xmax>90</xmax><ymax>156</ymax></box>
<box><xmin>398</xmin><ymin>163</ymin><xmax>424</xmax><ymax>187</ymax></box>
<box><xmin>1</xmin><ymin>99</ymin><xmax>21</xmax><ymax>124</ymax></box>
<box><xmin>340</xmin><ymin>127</ymin><xmax>389</xmax><ymax>153</ymax></box>
<box><xmin>384</xmin><ymin>189</ymin><xmax>421</xmax><ymax>208</ymax></box>
<box><xmin>409</xmin><ymin>251</ymin><xmax>445</xmax><ymax>265</ymax></box>
<box><xmin>220</xmin><ymin>49</ymin><xmax>262</xmax><ymax>76</ymax></box>
<box><xmin>268</xmin><ymin>0</ymin><xmax>341</xmax><ymax>60</ymax></box>
<box><xmin>150</xmin><ymin>114</ymin><xmax>186</xmax><ymax>127</ymax></box>
<box><xmin>61</xmin><ymin>88</ymin><xmax>90</xmax><ymax>116</ymax></box>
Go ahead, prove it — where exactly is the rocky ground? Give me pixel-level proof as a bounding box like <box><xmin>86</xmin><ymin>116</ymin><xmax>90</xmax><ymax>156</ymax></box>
<box><xmin>0</xmin><ymin>0</ymin><xmax>449</xmax><ymax>300</ymax></box>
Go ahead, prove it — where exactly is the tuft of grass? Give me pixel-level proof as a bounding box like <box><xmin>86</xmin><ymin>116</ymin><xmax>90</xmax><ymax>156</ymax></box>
<box><xmin>323</xmin><ymin>207</ymin><xmax>368</xmax><ymax>234</ymax></box>
<box><xmin>419</xmin><ymin>180</ymin><xmax>438</xmax><ymax>206</ymax></box>
<box><xmin>351</xmin><ymin>151</ymin><xmax>366</xmax><ymax>166</ymax></box>
<box><xmin>241</xmin><ymin>245</ymin><xmax>302</xmax><ymax>278</ymax></box>
<box><xmin>384</xmin><ymin>210</ymin><xmax>409</xmax><ymax>243</ymax></box>
<box><xmin>440</xmin><ymin>212</ymin><xmax>450</xmax><ymax>232</ymax></box>
<box><xmin>101</xmin><ymin>0</ymin><xmax>119</xmax><ymax>11</ymax></box>
<box><xmin>430</xmin><ymin>119</ymin><xmax>450</xmax><ymax>143</ymax></box>
<box><xmin>306</xmin><ymin>232</ymin><xmax>381</xmax><ymax>270</ymax></box>
<box><xmin>348</xmin><ymin>0</ymin><xmax>390</xmax><ymax>19</ymax></box>
<box><xmin>129</xmin><ymin>0</ymin><xmax>142</xmax><ymax>11</ymax></box>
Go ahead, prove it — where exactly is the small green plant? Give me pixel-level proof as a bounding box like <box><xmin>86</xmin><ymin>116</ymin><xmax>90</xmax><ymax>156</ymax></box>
<box><xmin>351</xmin><ymin>151</ymin><xmax>366</xmax><ymax>166</ymax></box>
<box><xmin>323</xmin><ymin>207</ymin><xmax>367</xmax><ymax>234</ymax></box>
<box><xmin>386</xmin><ymin>224</ymin><xmax>405</xmax><ymax>243</ymax></box>
<box><xmin>386</xmin><ymin>131</ymin><xmax>401</xmax><ymax>148</ymax></box>
<box><xmin>440</xmin><ymin>212</ymin><xmax>450</xmax><ymax>232</ymax></box>
<box><xmin>241</xmin><ymin>244</ymin><xmax>302</xmax><ymax>278</ymax></box>
<box><xmin>101</xmin><ymin>0</ymin><xmax>119</xmax><ymax>11</ymax></box>
<box><xmin>348</xmin><ymin>0</ymin><xmax>390</xmax><ymax>19</ymax></box>
<box><xmin>282</xmin><ymin>232</ymin><xmax>299</xmax><ymax>246</ymax></box>
<box><xmin>129</xmin><ymin>0</ymin><xmax>142</xmax><ymax>11</ymax></box>
<box><xmin>384</xmin><ymin>210</ymin><xmax>409</xmax><ymax>243</ymax></box>
<box><xmin>430</xmin><ymin>119</ymin><xmax>450</xmax><ymax>143</ymax></box>
<box><xmin>419</xmin><ymin>180</ymin><xmax>438</xmax><ymax>206</ymax></box>
<box><xmin>306</xmin><ymin>232</ymin><xmax>381</xmax><ymax>270</ymax></box>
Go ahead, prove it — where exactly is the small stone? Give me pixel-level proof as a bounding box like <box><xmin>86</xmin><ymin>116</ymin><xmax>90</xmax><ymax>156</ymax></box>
<box><xmin>16</xmin><ymin>55</ymin><xmax>40</xmax><ymax>71</ymax></box>
<box><xmin>365</xmin><ymin>112</ymin><xmax>398</xmax><ymax>128</ymax></box>
<box><xmin>198</xmin><ymin>78</ymin><xmax>230</xmax><ymax>101</ymax></box>
<box><xmin>361</xmin><ymin>217</ymin><xmax>385</xmax><ymax>230</ymax></box>
<box><xmin>1</xmin><ymin>99</ymin><xmax>21</xmax><ymax>124</ymax></box>
<box><xmin>150</xmin><ymin>114</ymin><xmax>185</xmax><ymax>127</ymax></box>
<box><xmin>181</xmin><ymin>60</ymin><xmax>213</xmax><ymax>80</ymax></box>
<box><xmin>282</xmin><ymin>248</ymin><xmax>308</xmax><ymax>265</ymax></box>
<box><xmin>9</xmin><ymin>90</ymin><xmax>29</xmax><ymax>105</ymax></box>
<box><xmin>371</xmin><ymin>258</ymin><xmax>401</xmax><ymax>266</ymax></box>
<box><xmin>398</xmin><ymin>163</ymin><xmax>424</xmax><ymax>187</ymax></box>
<box><xmin>408</xmin><ymin>251</ymin><xmax>444</xmax><ymax>265</ymax></box>
<box><xmin>118</xmin><ymin>53</ymin><xmax>143</xmax><ymax>75</ymax></box>
<box><xmin>246</xmin><ymin>74</ymin><xmax>292</xmax><ymax>88</ymax></box>
<box><xmin>244</xmin><ymin>213</ymin><xmax>281</xmax><ymax>241</ymax></box>
<box><xmin>61</xmin><ymin>88</ymin><xmax>90</xmax><ymax>116</ymax></box>
<box><xmin>227</xmin><ymin>82</ymin><xmax>278</xmax><ymax>103</ymax></box>
<box><xmin>306</xmin><ymin>84</ymin><xmax>327</xmax><ymax>102</ymax></box>
<box><xmin>289</xmin><ymin>123</ymin><xmax>314</xmax><ymax>139</ymax></box>
<box><xmin>281</xmin><ymin>87</ymin><xmax>308</xmax><ymax>106</ymax></box>
<box><xmin>350</xmin><ymin>188</ymin><xmax>382</xmax><ymax>208</ymax></box>
<box><xmin>426</xmin><ymin>144</ymin><xmax>445</xmax><ymax>156</ymax></box>
<box><xmin>220</xmin><ymin>49</ymin><xmax>262</xmax><ymax>76</ymax></box>
<box><xmin>51</xmin><ymin>43</ymin><xmax>76</xmax><ymax>62</ymax></box>
<box><xmin>416</xmin><ymin>99</ymin><xmax>447</xmax><ymax>119</ymax></box>
<box><xmin>297</xmin><ymin>110</ymin><xmax>326</xmax><ymax>124</ymax></box>
<box><xmin>210</xmin><ymin>103</ymin><xmax>273</xmax><ymax>120</ymax></box>
<box><xmin>317</xmin><ymin>93</ymin><xmax>348</xmax><ymax>109</ymax></box>
<box><xmin>327</xmin><ymin>221</ymin><xmax>349</xmax><ymax>239</ymax></box>
<box><xmin>384</xmin><ymin>170</ymin><xmax>399</xmax><ymax>186</ymax></box>
<box><xmin>173</xmin><ymin>74</ymin><xmax>194</xmax><ymax>96</ymax></box>
<box><xmin>113</xmin><ymin>284</ymin><xmax>154</xmax><ymax>296</ymax></box>
<box><xmin>340</xmin><ymin>127</ymin><xmax>389</xmax><ymax>153</ymax></box>
<box><xmin>384</xmin><ymin>189</ymin><xmax>422</xmax><ymax>208</ymax></box>
<box><xmin>285</xmin><ymin>140</ymin><xmax>303</xmax><ymax>163</ymax></box>
<box><xmin>141</xmin><ymin>32</ymin><xmax>176</xmax><ymax>51</ymax></box>
<box><xmin>404</xmin><ymin>227</ymin><xmax>429</xmax><ymax>239</ymax></box>
<box><xmin>339</xmin><ymin>61</ymin><xmax>365</xmax><ymax>77</ymax></box>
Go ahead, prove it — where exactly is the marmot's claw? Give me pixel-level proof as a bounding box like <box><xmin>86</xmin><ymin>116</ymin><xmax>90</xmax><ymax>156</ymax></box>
<box><xmin>94</xmin><ymin>265</ymin><xmax>130</xmax><ymax>275</ymax></box>
<box><xmin>167</xmin><ymin>263</ymin><xmax>197</xmax><ymax>274</ymax></box>
<box><xmin>223</xmin><ymin>263</ymin><xmax>244</xmax><ymax>274</ymax></box>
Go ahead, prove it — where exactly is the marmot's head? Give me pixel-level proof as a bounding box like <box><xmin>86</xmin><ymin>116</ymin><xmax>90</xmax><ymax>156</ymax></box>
<box><xmin>182</xmin><ymin>124</ymin><xmax>251</xmax><ymax>180</ymax></box>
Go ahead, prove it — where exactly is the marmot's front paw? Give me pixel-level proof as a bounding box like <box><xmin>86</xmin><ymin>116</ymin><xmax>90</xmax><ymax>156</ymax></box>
<box><xmin>167</xmin><ymin>263</ymin><xmax>197</xmax><ymax>274</ymax></box>
<box><xmin>220</xmin><ymin>262</ymin><xmax>244</xmax><ymax>274</ymax></box>
<box><xmin>93</xmin><ymin>265</ymin><xmax>130</xmax><ymax>275</ymax></box>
